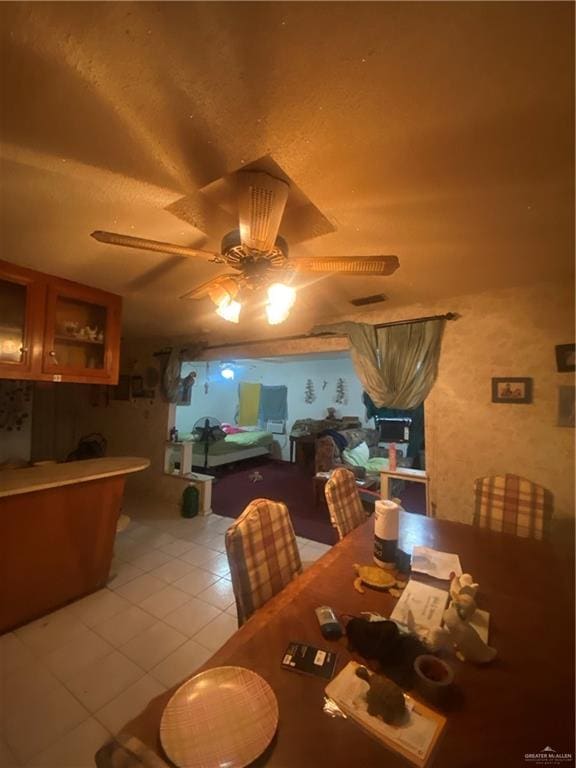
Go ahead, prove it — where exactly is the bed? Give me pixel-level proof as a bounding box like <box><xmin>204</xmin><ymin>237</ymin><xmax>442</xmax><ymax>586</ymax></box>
<box><xmin>183</xmin><ymin>430</ymin><xmax>275</xmax><ymax>469</ymax></box>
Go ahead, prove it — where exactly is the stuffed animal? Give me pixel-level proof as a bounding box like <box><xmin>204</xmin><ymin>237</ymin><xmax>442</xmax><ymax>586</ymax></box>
<box><xmin>355</xmin><ymin>666</ymin><xmax>407</xmax><ymax>724</ymax></box>
<box><xmin>428</xmin><ymin>575</ymin><xmax>496</xmax><ymax>663</ymax></box>
<box><xmin>449</xmin><ymin>572</ymin><xmax>479</xmax><ymax>602</ymax></box>
<box><xmin>442</xmin><ymin>602</ymin><xmax>497</xmax><ymax>664</ymax></box>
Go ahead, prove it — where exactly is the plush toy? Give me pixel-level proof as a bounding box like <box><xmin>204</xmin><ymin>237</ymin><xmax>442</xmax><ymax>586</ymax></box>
<box><xmin>355</xmin><ymin>666</ymin><xmax>407</xmax><ymax>725</ymax></box>
<box><xmin>346</xmin><ymin>617</ymin><xmax>426</xmax><ymax>687</ymax></box>
<box><xmin>442</xmin><ymin>602</ymin><xmax>497</xmax><ymax>664</ymax></box>
<box><xmin>428</xmin><ymin>574</ymin><xmax>496</xmax><ymax>663</ymax></box>
<box><xmin>449</xmin><ymin>572</ymin><xmax>479</xmax><ymax>602</ymax></box>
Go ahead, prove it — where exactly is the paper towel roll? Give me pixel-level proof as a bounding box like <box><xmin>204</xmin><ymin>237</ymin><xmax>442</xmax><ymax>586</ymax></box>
<box><xmin>374</xmin><ymin>499</ymin><xmax>399</xmax><ymax>567</ymax></box>
<box><xmin>375</xmin><ymin>499</ymin><xmax>400</xmax><ymax>540</ymax></box>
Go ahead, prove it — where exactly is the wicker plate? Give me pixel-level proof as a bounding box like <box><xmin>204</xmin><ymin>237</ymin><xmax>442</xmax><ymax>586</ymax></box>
<box><xmin>160</xmin><ymin>666</ymin><xmax>278</xmax><ymax>768</ymax></box>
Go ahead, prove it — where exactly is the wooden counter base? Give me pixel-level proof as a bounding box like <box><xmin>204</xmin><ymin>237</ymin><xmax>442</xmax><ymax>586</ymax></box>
<box><xmin>0</xmin><ymin>475</ymin><xmax>125</xmax><ymax>633</ymax></box>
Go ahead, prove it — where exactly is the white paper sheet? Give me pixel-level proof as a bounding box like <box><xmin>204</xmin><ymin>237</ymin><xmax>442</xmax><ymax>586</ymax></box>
<box><xmin>390</xmin><ymin>580</ymin><xmax>449</xmax><ymax>640</ymax></box>
<box><xmin>411</xmin><ymin>546</ymin><xmax>462</xmax><ymax>580</ymax></box>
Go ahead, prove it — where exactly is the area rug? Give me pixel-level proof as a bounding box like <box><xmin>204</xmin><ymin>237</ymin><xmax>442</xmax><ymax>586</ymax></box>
<box><xmin>210</xmin><ymin>459</ymin><xmax>426</xmax><ymax>546</ymax></box>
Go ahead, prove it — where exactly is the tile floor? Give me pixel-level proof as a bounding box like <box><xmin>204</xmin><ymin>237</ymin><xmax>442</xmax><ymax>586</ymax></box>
<box><xmin>0</xmin><ymin>508</ymin><xmax>331</xmax><ymax>767</ymax></box>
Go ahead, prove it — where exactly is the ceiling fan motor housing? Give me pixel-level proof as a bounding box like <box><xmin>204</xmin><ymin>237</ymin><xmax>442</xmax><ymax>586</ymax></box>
<box><xmin>221</xmin><ymin>229</ymin><xmax>289</xmax><ymax>264</ymax></box>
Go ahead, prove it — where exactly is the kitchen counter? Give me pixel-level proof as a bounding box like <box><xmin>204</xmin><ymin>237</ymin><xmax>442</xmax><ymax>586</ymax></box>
<box><xmin>0</xmin><ymin>456</ymin><xmax>150</xmax><ymax>497</ymax></box>
<box><xmin>0</xmin><ymin>456</ymin><xmax>150</xmax><ymax>632</ymax></box>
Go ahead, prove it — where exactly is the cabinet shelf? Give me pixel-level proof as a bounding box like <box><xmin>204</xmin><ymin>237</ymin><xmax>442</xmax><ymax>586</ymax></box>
<box><xmin>0</xmin><ymin>258</ymin><xmax>121</xmax><ymax>384</ymax></box>
<box><xmin>54</xmin><ymin>335</ymin><xmax>104</xmax><ymax>346</ymax></box>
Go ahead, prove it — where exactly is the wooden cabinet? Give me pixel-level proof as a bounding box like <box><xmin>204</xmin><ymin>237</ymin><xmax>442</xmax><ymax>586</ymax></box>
<box><xmin>0</xmin><ymin>260</ymin><xmax>121</xmax><ymax>384</ymax></box>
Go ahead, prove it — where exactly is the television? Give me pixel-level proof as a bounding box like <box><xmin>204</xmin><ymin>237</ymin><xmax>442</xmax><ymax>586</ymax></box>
<box><xmin>376</xmin><ymin>418</ymin><xmax>411</xmax><ymax>443</ymax></box>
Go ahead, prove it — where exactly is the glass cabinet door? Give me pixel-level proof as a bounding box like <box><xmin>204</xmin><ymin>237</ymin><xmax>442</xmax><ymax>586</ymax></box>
<box><xmin>50</xmin><ymin>296</ymin><xmax>108</xmax><ymax>371</ymax></box>
<box><xmin>0</xmin><ymin>278</ymin><xmax>27</xmax><ymax>365</ymax></box>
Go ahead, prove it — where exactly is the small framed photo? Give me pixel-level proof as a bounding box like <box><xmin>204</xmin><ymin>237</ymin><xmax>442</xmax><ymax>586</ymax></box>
<box><xmin>557</xmin><ymin>386</ymin><xmax>575</xmax><ymax>427</ymax></box>
<box><xmin>492</xmin><ymin>377</ymin><xmax>533</xmax><ymax>404</ymax></box>
<box><xmin>555</xmin><ymin>344</ymin><xmax>575</xmax><ymax>373</ymax></box>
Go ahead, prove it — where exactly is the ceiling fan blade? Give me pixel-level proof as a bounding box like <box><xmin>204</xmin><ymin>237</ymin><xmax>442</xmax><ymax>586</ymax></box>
<box><xmin>286</xmin><ymin>255</ymin><xmax>400</xmax><ymax>276</ymax></box>
<box><xmin>179</xmin><ymin>274</ymin><xmax>240</xmax><ymax>301</ymax></box>
<box><xmin>237</xmin><ymin>172</ymin><xmax>289</xmax><ymax>253</ymax></box>
<box><xmin>91</xmin><ymin>231</ymin><xmax>221</xmax><ymax>261</ymax></box>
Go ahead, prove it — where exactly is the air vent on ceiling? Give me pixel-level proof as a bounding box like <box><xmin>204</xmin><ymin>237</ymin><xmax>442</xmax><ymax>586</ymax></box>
<box><xmin>349</xmin><ymin>293</ymin><xmax>388</xmax><ymax>307</ymax></box>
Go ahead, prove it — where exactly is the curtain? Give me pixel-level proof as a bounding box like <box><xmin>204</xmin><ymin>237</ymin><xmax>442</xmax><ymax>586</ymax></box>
<box><xmin>258</xmin><ymin>385</ymin><xmax>288</xmax><ymax>427</ymax></box>
<box><xmin>160</xmin><ymin>343</ymin><xmax>205</xmax><ymax>403</ymax></box>
<box><xmin>312</xmin><ymin>318</ymin><xmax>445</xmax><ymax>409</ymax></box>
<box><xmin>238</xmin><ymin>382</ymin><xmax>262</xmax><ymax>425</ymax></box>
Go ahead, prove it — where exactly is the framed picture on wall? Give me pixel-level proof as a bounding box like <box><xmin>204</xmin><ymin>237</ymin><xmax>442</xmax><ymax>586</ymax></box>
<box><xmin>557</xmin><ymin>385</ymin><xmax>575</xmax><ymax>427</ymax></box>
<box><xmin>555</xmin><ymin>344</ymin><xmax>575</xmax><ymax>372</ymax></box>
<box><xmin>491</xmin><ymin>377</ymin><xmax>533</xmax><ymax>404</ymax></box>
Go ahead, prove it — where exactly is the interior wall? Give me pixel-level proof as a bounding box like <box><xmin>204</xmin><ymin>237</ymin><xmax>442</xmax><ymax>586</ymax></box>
<box><xmin>0</xmin><ymin>380</ymin><xmax>33</xmax><ymax>464</ymax></box>
<box><xmin>175</xmin><ymin>355</ymin><xmax>368</xmax><ymax>460</ymax></box>
<box><xmin>44</xmin><ymin>278</ymin><xmax>574</xmax><ymax>523</ymax></box>
<box><xmin>423</xmin><ymin>281</ymin><xmax>574</xmax><ymax>522</ymax></box>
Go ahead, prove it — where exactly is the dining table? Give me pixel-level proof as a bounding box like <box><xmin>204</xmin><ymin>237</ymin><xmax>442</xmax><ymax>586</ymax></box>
<box><xmin>119</xmin><ymin>512</ymin><xmax>575</xmax><ymax>768</ymax></box>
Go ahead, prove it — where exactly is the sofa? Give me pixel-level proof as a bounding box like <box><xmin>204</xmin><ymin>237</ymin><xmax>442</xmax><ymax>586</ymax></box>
<box><xmin>315</xmin><ymin>427</ymin><xmax>384</xmax><ymax>475</ymax></box>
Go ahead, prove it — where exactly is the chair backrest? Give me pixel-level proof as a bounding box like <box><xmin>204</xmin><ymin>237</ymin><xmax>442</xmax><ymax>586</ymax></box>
<box><xmin>473</xmin><ymin>474</ymin><xmax>554</xmax><ymax>541</ymax></box>
<box><xmin>324</xmin><ymin>467</ymin><xmax>367</xmax><ymax>540</ymax></box>
<box><xmin>225</xmin><ymin>498</ymin><xmax>302</xmax><ymax>625</ymax></box>
<box><xmin>315</xmin><ymin>435</ymin><xmax>341</xmax><ymax>473</ymax></box>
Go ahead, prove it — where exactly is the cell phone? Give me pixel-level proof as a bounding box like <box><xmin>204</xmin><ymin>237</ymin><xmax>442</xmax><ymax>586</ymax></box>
<box><xmin>315</xmin><ymin>606</ymin><xmax>343</xmax><ymax>640</ymax></box>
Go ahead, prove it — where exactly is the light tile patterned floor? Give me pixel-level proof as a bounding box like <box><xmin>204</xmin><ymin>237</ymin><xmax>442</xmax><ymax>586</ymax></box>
<box><xmin>0</xmin><ymin>508</ymin><xmax>331</xmax><ymax>767</ymax></box>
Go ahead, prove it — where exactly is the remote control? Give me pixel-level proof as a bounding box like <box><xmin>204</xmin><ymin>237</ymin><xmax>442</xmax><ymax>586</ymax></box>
<box><xmin>315</xmin><ymin>606</ymin><xmax>343</xmax><ymax>640</ymax></box>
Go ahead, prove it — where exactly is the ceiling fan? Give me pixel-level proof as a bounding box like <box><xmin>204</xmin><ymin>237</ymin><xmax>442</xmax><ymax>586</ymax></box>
<box><xmin>91</xmin><ymin>171</ymin><xmax>400</xmax><ymax>324</ymax></box>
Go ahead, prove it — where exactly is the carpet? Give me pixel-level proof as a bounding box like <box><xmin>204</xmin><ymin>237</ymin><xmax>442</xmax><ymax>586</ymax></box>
<box><xmin>211</xmin><ymin>458</ymin><xmax>338</xmax><ymax>545</ymax></box>
<box><xmin>210</xmin><ymin>458</ymin><xmax>427</xmax><ymax>545</ymax></box>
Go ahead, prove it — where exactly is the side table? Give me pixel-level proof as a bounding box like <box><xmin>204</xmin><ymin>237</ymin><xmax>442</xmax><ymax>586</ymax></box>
<box><xmin>380</xmin><ymin>467</ymin><xmax>430</xmax><ymax>516</ymax></box>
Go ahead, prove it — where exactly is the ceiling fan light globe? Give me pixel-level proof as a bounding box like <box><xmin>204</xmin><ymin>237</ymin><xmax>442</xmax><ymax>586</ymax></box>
<box><xmin>216</xmin><ymin>298</ymin><xmax>241</xmax><ymax>323</ymax></box>
<box><xmin>267</xmin><ymin>282</ymin><xmax>296</xmax><ymax>308</ymax></box>
<box><xmin>266</xmin><ymin>302</ymin><xmax>290</xmax><ymax>325</ymax></box>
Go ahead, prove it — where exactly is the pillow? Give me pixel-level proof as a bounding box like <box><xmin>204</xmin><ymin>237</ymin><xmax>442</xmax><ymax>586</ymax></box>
<box><xmin>365</xmin><ymin>457</ymin><xmax>390</xmax><ymax>473</ymax></box>
<box><xmin>342</xmin><ymin>441</ymin><xmax>370</xmax><ymax>468</ymax></box>
<box><xmin>221</xmin><ymin>423</ymin><xmax>245</xmax><ymax>435</ymax></box>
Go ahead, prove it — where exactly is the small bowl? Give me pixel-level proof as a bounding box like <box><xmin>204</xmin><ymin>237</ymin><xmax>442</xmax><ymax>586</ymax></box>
<box><xmin>413</xmin><ymin>655</ymin><xmax>454</xmax><ymax>703</ymax></box>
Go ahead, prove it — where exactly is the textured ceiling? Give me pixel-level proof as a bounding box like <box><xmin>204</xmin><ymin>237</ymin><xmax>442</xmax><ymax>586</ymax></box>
<box><xmin>0</xmin><ymin>2</ymin><xmax>573</xmax><ymax>341</ymax></box>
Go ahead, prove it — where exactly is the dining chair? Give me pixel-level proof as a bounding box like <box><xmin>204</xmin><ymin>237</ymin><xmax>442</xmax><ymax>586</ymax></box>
<box><xmin>473</xmin><ymin>473</ymin><xmax>554</xmax><ymax>541</ymax></box>
<box><xmin>324</xmin><ymin>467</ymin><xmax>367</xmax><ymax>540</ymax></box>
<box><xmin>225</xmin><ymin>497</ymin><xmax>303</xmax><ymax>626</ymax></box>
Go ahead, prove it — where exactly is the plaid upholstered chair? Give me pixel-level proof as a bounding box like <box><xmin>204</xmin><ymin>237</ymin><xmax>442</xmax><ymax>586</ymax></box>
<box><xmin>473</xmin><ymin>474</ymin><xmax>554</xmax><ymax>541</ymax></box>
<box><xmin>324</xmin><ymin>467</ymin><xmax>367</xmax><ymax>540</ymax></box>
<box><xmin>225</xmin><ymin>498</ymin><xmax>303</xmax><ymax>626</ymax></box>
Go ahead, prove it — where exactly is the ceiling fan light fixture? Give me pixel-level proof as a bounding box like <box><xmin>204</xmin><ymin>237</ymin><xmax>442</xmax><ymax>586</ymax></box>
<box><xmin>266</xmin><ymin>303</ymin><xmax>290</xmax><ymax>325</ymax></box>
<box><xmin>265</xmin><ymin>282</ymin><xmax>296</xmax><ymax>325</ymax></box>
<box><xmin>216</xmin><ymin>297</ymin><xmax>241</xmax><ymax>323</ymax></box>
<box><xmin>267</xmin><ymin>282</ymin><xmax>296</xmax><ymax>308</ymax></box>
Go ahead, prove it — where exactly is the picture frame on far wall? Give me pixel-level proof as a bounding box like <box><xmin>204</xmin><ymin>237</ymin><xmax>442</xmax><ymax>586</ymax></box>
<box><xmin>555</xmin><ymin>344</ymin><xmax>575</xmax><ymax>373</ymax></box>
<box><xmin>557</xmin><ymin>386</ymin><xmax>575</xmax><ymax>428</ymax></box>
<box><xmin>491</xmin><ymin>377</ymin><xmax>533</xmax><ymax>404</ymax></box>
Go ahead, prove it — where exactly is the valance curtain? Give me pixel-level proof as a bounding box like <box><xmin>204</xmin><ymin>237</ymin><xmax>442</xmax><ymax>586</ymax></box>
<box><xmin>160</xmin><ymin>343</ymin><xmax>205</xmax><ymax>403</ymax></box>
<box><xmin>311</xmin><ymin>318</ymin><xmax>445</xmax><ymax>409</ymax></box>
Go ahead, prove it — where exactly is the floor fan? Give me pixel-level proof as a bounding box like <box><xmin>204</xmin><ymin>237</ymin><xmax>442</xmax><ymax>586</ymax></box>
<box><xmin>193</xmin><ymin>417</ymin><xmax>225</xmax><ymax>470</ymax></box>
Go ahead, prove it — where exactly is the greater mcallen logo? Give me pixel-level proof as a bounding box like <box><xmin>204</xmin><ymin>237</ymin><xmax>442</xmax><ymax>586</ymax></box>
<box><xmin>524</xmin><ymin>746</ymin><xmax>573</xmax><ymax>764</ymax></box>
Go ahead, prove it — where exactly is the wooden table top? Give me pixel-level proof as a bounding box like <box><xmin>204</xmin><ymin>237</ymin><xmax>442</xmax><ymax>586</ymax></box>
<box><xmin>123</xmin><ymin>513</ymin><xmax>575</xmax><ymax>768</ymax></box>
<box><xmin>0</xmin><ymin>457</ymin><xmax>150</xmax><ymax>497</ymax></box>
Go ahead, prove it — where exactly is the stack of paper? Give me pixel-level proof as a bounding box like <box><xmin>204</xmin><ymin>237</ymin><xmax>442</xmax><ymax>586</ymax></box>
<box><xmin>390</xmin><ymin>580</ymin><xmax>449</xmax><ymax>640</ymax></box>
<box><xmin>411</xmin><ymin>546</ymin><xmax>462</xmax><ymax>580</ymax></box>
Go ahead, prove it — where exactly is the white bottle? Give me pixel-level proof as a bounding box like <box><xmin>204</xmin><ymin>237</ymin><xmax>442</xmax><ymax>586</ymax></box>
<box><xmin>374</xmin><ymin>499</ymin><xmax>400</xmax><ymax>569</ymax></box>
